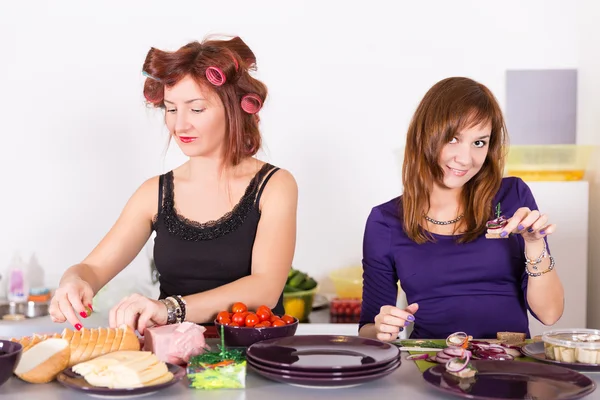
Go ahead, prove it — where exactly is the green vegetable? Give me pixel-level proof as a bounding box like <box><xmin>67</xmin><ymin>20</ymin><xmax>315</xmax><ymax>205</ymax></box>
<box><xmin>284</xmin><ymin>284</ymin><xmax>303</xmax><ymax>293</ymax></box>
<box><xmin>299</xmin><ymin>277</ymin><xmax>317</xmax><ymax>290</ymax></box>
<box><xmin>395</xmin><ymin>340</ymin><xmax>447</xmax><ymax>349</ymax></box>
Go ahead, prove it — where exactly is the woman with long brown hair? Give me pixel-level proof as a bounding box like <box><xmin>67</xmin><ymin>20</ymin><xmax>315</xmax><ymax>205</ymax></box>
<box><xmin>49</xmin><ymin>36</ymin><xmax>298</xmax><ymax>334</ymax></box>
<box><xmin>358</xmin><ymin>77</ymin><xmax>564</xmax><ymax>340</ymax></box>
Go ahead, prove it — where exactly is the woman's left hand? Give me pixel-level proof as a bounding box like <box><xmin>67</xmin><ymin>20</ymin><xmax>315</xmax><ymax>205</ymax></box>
<box><xmin>109</xmin><ymin>293</ymin><xmax>168</xmax><ymax>334</ymax></box>
<box><xmin>503</xmin><ymin>207</ymin><xmax>556</xmax><ymax>243</ymax></box>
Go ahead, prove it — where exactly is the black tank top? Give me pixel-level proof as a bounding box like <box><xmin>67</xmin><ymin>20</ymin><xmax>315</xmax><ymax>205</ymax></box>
<box><xmin>152</xmin><ymin>163</ymin><xmax>285</xmax><ymax>317</ymax></box>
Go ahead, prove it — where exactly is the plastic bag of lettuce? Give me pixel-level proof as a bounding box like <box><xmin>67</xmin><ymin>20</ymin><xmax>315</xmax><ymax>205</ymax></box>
<box><xmin>186</xmin><ymin>326</ymin><xmax>246</xmax><ymax>389</ymax></box>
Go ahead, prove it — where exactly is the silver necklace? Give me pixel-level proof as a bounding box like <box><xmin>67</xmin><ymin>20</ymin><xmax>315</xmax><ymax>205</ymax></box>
<box><xmin>424</xmin><ymin>214</ymin><xmax>464</xmax><ymax>226</ymax></box>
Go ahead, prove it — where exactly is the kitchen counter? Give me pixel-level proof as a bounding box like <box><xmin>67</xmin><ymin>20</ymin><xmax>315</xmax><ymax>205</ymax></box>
<box><xmin>2</xmin><ymin>313</ymin><xmax>598</xmax><ymax>399</ymax></box>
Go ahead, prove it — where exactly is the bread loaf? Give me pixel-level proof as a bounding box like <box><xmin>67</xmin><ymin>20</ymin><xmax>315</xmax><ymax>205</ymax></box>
<box><xmin>497</xmin><ymin>331</ymin><xmax>527</xmax><ymax>344</ymax></box>
<box><xmin>14</xmin><ymin>338</ymin><xmax>70</xmax><ymax>384</ymax></box>
<box><xmin>14</xmin><ymin>325</ymin><xmax>140</xmax><ymax>367</ymax></box>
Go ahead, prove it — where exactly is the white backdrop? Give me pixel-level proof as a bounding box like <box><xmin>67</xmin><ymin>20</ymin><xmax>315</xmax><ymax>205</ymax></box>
<box><xmin>0</xmin><ymin>1</ymin><xmax>580</xmax><ymax>305</ymax></box>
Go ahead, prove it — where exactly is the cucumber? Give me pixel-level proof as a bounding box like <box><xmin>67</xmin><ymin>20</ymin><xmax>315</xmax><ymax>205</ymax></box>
<box><xmin>299</xmin><ymin>277</ymin><xmax>317</xmax><ymax>290</ymax></box>
<box><xmin>287</xmin><ymin>269</ymin><xmax>300</xmax><ymax>283</ymax></box>
<box><xmin>284</xmin><ymin>284</ymin><xmax>303</xmax><ymax>293</ymax></box>
<box><xmin>288</xmin><ymin>271</ymin><xmax>307</xmax><ymax>288</ymax></box>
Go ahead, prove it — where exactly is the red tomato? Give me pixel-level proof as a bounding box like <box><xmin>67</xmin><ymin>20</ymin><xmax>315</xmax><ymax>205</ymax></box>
<box><xmin>254</xmin><ymin>323</ymin><xmax>266</xmax><ymax>328</ymax></box>
<box><xmin>281</xmin><ymin>314</ymin><xmax>295</xmax><ymax>325</ymax></box>
<box><xmin>217</xmin><ymin>311</ymin><xmax>230</xmax><ymax>323</ymax></box>
<box><xmin>245</xmin><ymin>313</ymin><xmax>260</xmax><ymax>327</ymax></box>
<box><xmin>256</xmin><ymin>309</ymin><xmax>271</xmax><ymax>322</ymax></box>
<box><xmin>221</xmin><ymin>319</ymin><xmax>231</xmax><ymax>325</ymax></box>
<box><xmin>231</xmin><ymin>302</ymin><xmax>248</xmax><ymax>314</ymax></box>
<box><xmin>261</xmin><ymin>321</ymin><xmax>272</xmax><ymax>327</ymax></box>
<box><xmin>272</xmin><ymin>319</ymin><xmax>286</xmax><ymax>327</ymax></box>
<box><xmin>231</xmin><ymin>312</ymin><xmax>247</xmax><ymax>325</ymax></box>
<box><xmin>229</xmin><ymin>322</ymin><xmax>239</xmax><ymax>327</ymax></box>
<box><xmin>270</xmin><ymin>315</ymin><xmax>281</xmax><ymax>323</ymax></box>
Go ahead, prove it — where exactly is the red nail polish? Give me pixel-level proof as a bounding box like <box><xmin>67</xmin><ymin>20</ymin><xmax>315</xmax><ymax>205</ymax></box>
<box><xmin>80</xmin><ymin>311</ymin><xmax>87</xmax><ymax>318</ymax></box>
<box><xmin>88</xmin><ymin>304</ymin><xmax>93</xmax><ymax>312</ymax></box>
<box><xmin>75</xmin><ymin>324</ymin><xmax>82</xmax><ymax>331</ymax></box>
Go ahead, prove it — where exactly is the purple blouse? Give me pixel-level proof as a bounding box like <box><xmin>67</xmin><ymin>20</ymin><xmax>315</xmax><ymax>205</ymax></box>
<box><xmin>359</xmin><ymin>177</ymin><xmax>546</xmax><ymax>339</ymax></box>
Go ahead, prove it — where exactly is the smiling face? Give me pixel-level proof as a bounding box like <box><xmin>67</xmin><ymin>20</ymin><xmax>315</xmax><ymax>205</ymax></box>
<box><xmin>163</xmin><ymin>75</ymin><xmax>227</xmax><ymax>158</ymax></box>
<box><xmin>437</xmin><ymin>121</ymin><xmax>491</xmax><ymax>190</ymax></box>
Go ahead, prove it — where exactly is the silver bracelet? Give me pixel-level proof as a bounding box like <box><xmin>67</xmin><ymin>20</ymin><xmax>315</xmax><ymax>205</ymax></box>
<box><xmin>525</xmin><ymin>254</ymin><xmax>555</xmax><ymax>277</ymax></box>
<box><xmin>159</xmin><ymin>298</ymin><xmax>177</xmax><ymax>325</ymax></box>
<box><xmin>525</xmin><ymin>240</ymin><xmax>547</xmax><ymax>270</ymax></box>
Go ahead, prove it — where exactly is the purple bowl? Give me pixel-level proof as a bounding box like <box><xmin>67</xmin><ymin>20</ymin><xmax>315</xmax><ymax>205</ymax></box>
<box><xmin>215</xmin><ymin>318</ymin><xmax>299</xmax><ymax>347</ymax></box>
<box><xmin>0</xmin><ymin>340</ymin><xmax>23</xmax><ymax>387</ymax></box>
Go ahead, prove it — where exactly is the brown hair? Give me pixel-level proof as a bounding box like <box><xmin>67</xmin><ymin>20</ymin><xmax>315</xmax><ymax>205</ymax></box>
<box><xmin>142</xmin><ymin>36</ymin><xmax>267</xmax><ymax>166</ymax></box>
<box><xmin>401</xmin><ymin>77</ymin><xmax>508</xmax><ymax>244</ymax></box>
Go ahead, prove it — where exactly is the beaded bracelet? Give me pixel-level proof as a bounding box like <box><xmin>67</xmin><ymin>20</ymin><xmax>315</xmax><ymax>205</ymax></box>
<box><xmin>170</xmin><ymin>295</ymin><xmax>187</xmax><ymax>323</ymax></box>
<box><xmin>524</xmin><ymin>240</ymin><xmax>548</xmax><ymax>270</ymax></box>
<box><xmin>525</xmin><ymin>254</ymin><xmax>555</xmax><ymax>277</ymax></box>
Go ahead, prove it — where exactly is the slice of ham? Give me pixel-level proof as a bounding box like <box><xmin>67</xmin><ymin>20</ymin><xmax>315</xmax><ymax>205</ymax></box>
<box><xmin>143</xmin><ymin>322</ymin><xmax>209</xmax><ymax>365</ymax></box>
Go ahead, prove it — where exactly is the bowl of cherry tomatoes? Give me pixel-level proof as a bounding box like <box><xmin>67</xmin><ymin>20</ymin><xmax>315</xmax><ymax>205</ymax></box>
<box><xmin>214</xmin><ymin>302</ymin><xmax>299</xmax><ymax>347</ymax></box>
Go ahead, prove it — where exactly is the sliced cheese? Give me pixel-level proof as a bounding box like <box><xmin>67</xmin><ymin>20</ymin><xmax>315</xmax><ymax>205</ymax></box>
<box><xmin>73</xmin><ymin>351</ymin><xmax>171</xmax><ymax>389</ymax></box>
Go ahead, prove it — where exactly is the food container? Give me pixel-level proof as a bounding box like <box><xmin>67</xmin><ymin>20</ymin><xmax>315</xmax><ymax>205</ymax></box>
<box><xmin>214</xmin><ymin>317</ymin><xmax>298</xmax><ymax>347</ymax></box>
<box><xmin>329</xmin><ymin>266</ymin><xmax>363</xmax><ymax>299</ymax></box>
<box><xmin>542</xmin><ymin>329</ymin><xmax>600</xmax><ymax>364</ymax></box>
<box><xmin>186</xmin><ymin>358</ymin><xmax>246</xmax><ymax>389</ymax></box>
<box><xmin>505</xmin><ymin>145</ymin><xmax>595</xmax><ymax>181</ymax></box>
<box><xmin>283</xmin><ymin>286</ymin><xmax>318</xmax><ymax>322</ymax></box>
<box><xmin>329</xmin><ymin>298</ymin><xmax>361</xmax><ymax>323</ymax></box>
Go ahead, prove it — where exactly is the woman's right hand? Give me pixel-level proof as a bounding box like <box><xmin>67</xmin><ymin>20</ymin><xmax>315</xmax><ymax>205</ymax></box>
<box><xmin>374</xmin><ymin>303</ymin><xmax>419</xmax><ymax>342</ymax></box>
<box><xmin>49</xmin><ymin>278</ymin><xmax>94</xmax><ymax>330</ymax></box>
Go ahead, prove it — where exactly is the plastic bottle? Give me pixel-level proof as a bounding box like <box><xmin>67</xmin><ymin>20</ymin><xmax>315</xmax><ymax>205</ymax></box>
<box><xmin>7</xmin><ymin>252</ymin><xmax>28</xmax><ymax>302</ymax></box>
<box><xmin>27</xmin><ymin>253</ymin><xmax>45</xmax><ymax>290</ymax></box>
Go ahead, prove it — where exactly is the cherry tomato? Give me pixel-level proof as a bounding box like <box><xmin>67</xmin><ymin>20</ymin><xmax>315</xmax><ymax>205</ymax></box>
<box><xmin>261</xmin><ymin>321</ymin><xmax>272</xmax><ymax>327</ymax></box>
<box><xmin>256</xmin><ymin>309</ymin><xmax>271</xmax><ymax>322</ymax></box>
<box><xmin>272</xmin><ymin>319</ymin><xmax>286</xmax><ymax>327</ymax></box>
<box><xmin>281</xmin><ymin>314</ymin><xmax>295</xmax><ymax>325</ymax></box>
<box><xmin>270</xmin><ymin>315</ymin><xmax>281</xmax><ymax>323</ymax></box>
<box><xmin>231</xmin><ymin>302</ymin><xmax>248</xmax><ymax>314</ymax></box>
<box><xmin>254</xmin><ymin>323</ymin><xmax>266</xmax><ymax>328</ymax></box>
<box><xmin>217</xmin><ymin>311</ymin><xmax>230</xmax><ymax>323</ymax></box>
<box><xmin>229</xmin><ymin>322</ymin><xmax>239</xmax><ymax>327</ymax></box>
<box><xmin>221</xmin><ymin>318</ymin><xmax>231</xmax><ymax>325</ymax></box>
<box><xmin>245</xmin><ymin>313</ymin><xmax>260</xmax><ymax>327</ymax></box>
<box><xmin>232</xmin><ymin>312</ymin><xmax>247</xmax><ymax>325</ymax></box>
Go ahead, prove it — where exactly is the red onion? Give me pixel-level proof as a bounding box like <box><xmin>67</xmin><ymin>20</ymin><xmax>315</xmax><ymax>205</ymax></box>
<box><xmin>445</xmin><ymin>353</ymin><xmax>471</xmax><ymax>373</ymax></box>
<box><xmin>446</xmin><ymin>331</ymin><xmax>469</xmax><ymax>347</ymax></box>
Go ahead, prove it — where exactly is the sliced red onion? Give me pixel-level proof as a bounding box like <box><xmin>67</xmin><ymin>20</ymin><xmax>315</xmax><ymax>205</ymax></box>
<box><xmin>443</xmin><ymin>347</ymin><xmax>469</xmax><ymax>357</ymax></box>
<box><xmin>407</xmin><ymin>354</ymin><xmax>430</xmax><ymax>360</ymax></box>
<box><xmin>446</xmin><ymin>331</ymin><xmax>468</xmax><ymax>347</ymax></box>
<box><xmin>445</xmin><ymin>355</ymin><xmax>471</xmax><ymax>373</ymax></box>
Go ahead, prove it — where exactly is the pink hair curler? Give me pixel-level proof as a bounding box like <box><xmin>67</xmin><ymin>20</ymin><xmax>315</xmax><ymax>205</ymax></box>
<box><xmin>206</xmin><ymin>66</ymin><xmax>226</xmax><ymax>86</ymax></box>
<box><xmin>241</xmin><ymin>94</ymin><xmax>262</xmax><ymax>114</ymax></box>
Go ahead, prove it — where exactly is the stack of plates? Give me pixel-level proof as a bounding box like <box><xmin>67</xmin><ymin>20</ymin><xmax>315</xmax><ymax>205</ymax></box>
<box><xmin>246</xmin><ymin>335</ymin><xmax>401</xmax><ymax>388</ymax></box>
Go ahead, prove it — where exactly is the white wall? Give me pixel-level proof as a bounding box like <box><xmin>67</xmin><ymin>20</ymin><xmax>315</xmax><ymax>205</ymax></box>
<box><xmin>0</xmin><ymin>1</ymin><xmax>580</xmax><ymax>307</ymax></box>
<box><xmin>576</xmin><ymin>0</ymin><xmax>600</xmax><ymax>328</ymax></box>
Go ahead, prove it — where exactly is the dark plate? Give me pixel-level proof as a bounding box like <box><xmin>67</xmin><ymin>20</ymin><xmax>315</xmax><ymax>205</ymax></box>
<box><xmin>423</xmin><ymin>360</ymin><xmax>596</xmax><ymax>400</ymax></box>
<box><xmin>522</xmin><ymin>342</ymin><xmax>600</xmax><ymax>372</ymax></box>
<box><xmin>247</xmin><ymin>355</ymin><xmax>401</xmax><ymax>377</ymax></box>
<box><xmin>56</xmin><ymin>362</ymin><xmax>185</xmax><ymax>398</ymax></box>
<box><xmin>250</xmin><ymin>356</ymin><xmax>400</xmax><ymax>388</ymax></box>
<box><xmin>246</xmin><ymin>335</ymin><xmax>400</xmax><ymax>371</ymax></box>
